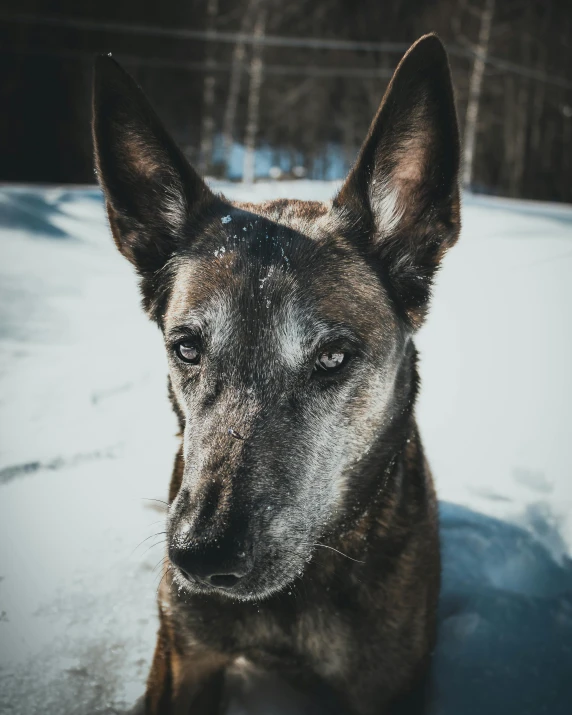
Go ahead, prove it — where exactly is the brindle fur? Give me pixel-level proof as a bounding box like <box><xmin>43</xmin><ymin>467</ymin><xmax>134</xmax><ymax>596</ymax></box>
<box><xmin>93</xmin><ymin>34</ymin><xmax>460</xmax><ymax>715</ymax></box>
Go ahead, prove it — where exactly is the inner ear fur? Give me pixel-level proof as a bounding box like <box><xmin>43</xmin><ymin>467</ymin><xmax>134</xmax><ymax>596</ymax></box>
<box><xmin>335</xmin><ymin>34</ymin><xmax>461</xmax><ymax>328</ymax></box>
<box><xmin>92</xmin><ymin>55</ymin><xmax>215</xmax><ymax>276</ymax></box>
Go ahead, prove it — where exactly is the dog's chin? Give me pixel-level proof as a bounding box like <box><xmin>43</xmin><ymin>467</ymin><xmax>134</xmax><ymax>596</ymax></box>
<box><xmin>170</xmin><ymin>559</ymin><xmax>306</xmax><ymax>603</ymax></box>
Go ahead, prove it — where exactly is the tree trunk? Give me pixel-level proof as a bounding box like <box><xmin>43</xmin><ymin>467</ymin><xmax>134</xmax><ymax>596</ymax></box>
<box><xmin>462</xmin><ymin>0</ymin><xmax>496</xmax><ymax>190</ymax></box>
<box><xmin>562</xmin><ymin>91</ymin><xmax>571</xmax><ymax>188</ymax></box>
<box><xmin>243</xmin><ymin>3</ymin><xmax>267</xmax><ymax>185</ymax></box>
<box><xmin>502</xmin><ymin>75</ymin><xmax>515</xmax><ymax>189</ymax></box>
<box><xmin>510</xmin><ymin>79</ymin><xmax>529</xmax><ymax>197</ymax></box>
<box><xmin>199</xmin><ymin>0</ymin><xmax>219</xmax><ymax>174</ymax></box>
<box><xmin>222</xmin><ymin>1</ymin><xmax>258</xmax><ymax>176</ymax></box>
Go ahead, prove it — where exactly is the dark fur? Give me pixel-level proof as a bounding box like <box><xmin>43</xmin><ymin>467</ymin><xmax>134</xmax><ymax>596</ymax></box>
<box><xmin>93</xmin><ymin>34</ymin><xmax>460</xmax><ymax>715</ymax></box>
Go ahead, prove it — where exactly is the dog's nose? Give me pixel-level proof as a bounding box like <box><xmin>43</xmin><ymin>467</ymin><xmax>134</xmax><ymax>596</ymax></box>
<box><xmin>169</xmin><ymin>530</ymin><xmax>252</xmax><ymax>590</ymax></box>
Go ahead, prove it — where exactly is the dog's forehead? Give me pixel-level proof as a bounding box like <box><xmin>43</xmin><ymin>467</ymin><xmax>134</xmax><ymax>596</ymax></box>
<box><xmin>165</xmin><ymin>200</ymin><xmax>396</xmax><ymax>345</ymax></box>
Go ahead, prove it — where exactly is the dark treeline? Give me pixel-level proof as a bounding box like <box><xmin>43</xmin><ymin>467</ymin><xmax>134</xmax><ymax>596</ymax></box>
<box><xmin>1</xmin><ymin>0</ymin><xmax>571</xmax><ymax>201</ymax></box>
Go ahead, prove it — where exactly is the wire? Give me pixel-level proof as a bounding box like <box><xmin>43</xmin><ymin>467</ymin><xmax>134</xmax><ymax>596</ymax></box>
<box><xmin>1</xmin><ymin>12</ymin><xmax>571</xmax><ymax>91</ymax></box>
<box><xmin>5</xmin><ymin>46</ymin><xmax>396</xmax><ymax>79</ymax></box>
<box><xmin>0</xmin><ymin>12</ymin><xmax>411</xmax><ymax>52</ymax></box>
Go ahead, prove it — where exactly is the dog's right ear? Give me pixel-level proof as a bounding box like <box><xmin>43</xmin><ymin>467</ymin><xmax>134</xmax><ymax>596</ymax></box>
<box><xmin>334</xmin><ymin>34</ymin><xmax>460</xmax><ymax>329</ymax></box>
<box><xmin>92</xmin><ymin>55</ymin><xmax>214</xmax><ymax>275</ymax></box>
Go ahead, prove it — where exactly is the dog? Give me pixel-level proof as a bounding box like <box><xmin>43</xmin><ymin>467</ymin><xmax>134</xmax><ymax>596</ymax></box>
<box><xmin>92</xmin><ymin>32</ymin><xmax>460</xmax><ymax>715</ymax></box>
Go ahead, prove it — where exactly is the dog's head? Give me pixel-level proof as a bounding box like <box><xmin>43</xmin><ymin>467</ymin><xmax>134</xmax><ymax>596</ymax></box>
<box><xmin>93</xmin><ymin>35</ymin><xmax>460</xmax><ymax>601</ymax></box>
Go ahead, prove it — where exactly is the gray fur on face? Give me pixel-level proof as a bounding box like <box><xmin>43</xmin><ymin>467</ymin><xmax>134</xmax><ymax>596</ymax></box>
<box><xmin>163</xmin><ymin>203</ymin><xmax>407</xmax><ymax>601</ymax></box>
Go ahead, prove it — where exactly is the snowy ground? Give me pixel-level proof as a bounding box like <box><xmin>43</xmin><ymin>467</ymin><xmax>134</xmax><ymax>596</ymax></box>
<box><xmin>0</xmin><ymin>181</ymin><xmax>571</xmax><ymax>714</ymax></box>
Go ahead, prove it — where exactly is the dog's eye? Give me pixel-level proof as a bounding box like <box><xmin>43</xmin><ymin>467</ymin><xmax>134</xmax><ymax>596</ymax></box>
<box><xmin>314</xmin><ymin>350</ymin><xmax>346</xmax><ymax>372</ymax></box>
<box><xmin>175</xmin><ymin>341</ymin><xmax>201</xmax><ymax>364</ymax></box>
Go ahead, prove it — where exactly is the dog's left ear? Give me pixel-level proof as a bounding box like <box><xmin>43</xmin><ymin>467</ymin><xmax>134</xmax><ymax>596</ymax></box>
<box><xmin>334</xmin><ymin>34</ymin><xmax>460</xmax><ymax>328</ymax></box>
<box><xmin>92</xmin><ymin>55</ymin><xmax>215</xmax><ymax>277</ymax></box>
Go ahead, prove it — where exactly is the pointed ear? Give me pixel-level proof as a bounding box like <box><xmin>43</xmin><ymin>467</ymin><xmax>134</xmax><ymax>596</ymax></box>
<box><xmin>92</xmin><ymin>55</ymin><xmax>215</xmax><ymax>275</ymax></box>
<box><xmin>334</xmin><ymin>34</ymin><xmax>461</xmax><ymax>327</ymax></box>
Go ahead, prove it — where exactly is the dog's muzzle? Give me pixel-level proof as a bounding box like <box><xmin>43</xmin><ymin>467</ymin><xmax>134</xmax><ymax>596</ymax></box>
<box><xmin>169</xmin><ymin>523</ymin><xmax>253</xmax><ymax>592</ymax></box>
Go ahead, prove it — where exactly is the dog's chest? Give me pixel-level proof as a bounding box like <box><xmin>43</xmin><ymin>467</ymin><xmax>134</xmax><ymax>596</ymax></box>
<box><xmin>178</xmin><ymin>596</ymin><xmax>353</xmax><ymax>678</ymax></box>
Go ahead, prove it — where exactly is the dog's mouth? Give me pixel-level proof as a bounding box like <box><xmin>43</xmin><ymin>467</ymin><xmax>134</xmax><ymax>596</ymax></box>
<box><xmin>171</xmin><ymin>567</ymin><xmax>258</xmax><ymax>601</ymax></box>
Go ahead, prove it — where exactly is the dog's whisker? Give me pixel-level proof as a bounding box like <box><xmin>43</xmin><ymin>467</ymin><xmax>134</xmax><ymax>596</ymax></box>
<box><xmin>156</xmin><ymin>566</ymin><xmax>170</xmax><ymax>596</ymax></box>
<box><xmin>142</xmin><ymin>498</ymin><xmax>170</xmax><ymax>510</ymax></box>
<box><xmin>301</xmin><ymin>542</ymin><xmax>365</xmax><ymax>564</ymax></box>
<box><xmin>131</xmin><ymin>531</ymin><xmax>168</xmax><ymax>556</ymax></box>
<box><xmin>140</xmin><ymin>538</ymin><xmax>167</xmax><ymax>558</ymax></box>
<box><xmin>147</xmin><ymin>519</ymin><xmax>167</xmax><ymax>528</ymax></box>
<box><xmin>153</xmin><ymin>558</ymin><xmax>168</xmax><ymax>574</ymax></box>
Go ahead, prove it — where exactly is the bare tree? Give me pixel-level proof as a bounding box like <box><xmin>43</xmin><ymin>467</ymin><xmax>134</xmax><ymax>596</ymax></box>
<box><xmin>199</xmin><ymin>0</ymin><xmax>219</xmax><ymax>174</ymax></box>
<box><xmin>243</xmin><ymin>1</ymin><xmax>267</xmax><ymax>184</ymax></box>
<box><xmin>462</xmin><ymin>0</ymin><xmax>496</xmax><ymax>190</ymax></box>
<box><xmin>510</xmin><ymin>80</ymin><xmax>528</xmax><ymax>195</ymax></box>
<box><xmin>222</xmin><ymin>0</ymin><xmax>258</xmax><ymax>175</ymax></box>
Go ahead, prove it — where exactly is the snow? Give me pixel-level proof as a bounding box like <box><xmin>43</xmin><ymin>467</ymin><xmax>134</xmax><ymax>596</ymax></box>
<box><xmin>0</xmin><ymin>182</ymin><xmax>571</xmax><ymax>714</ymax></box>
<box><xmin>417</xmin><ymin>193</ymin><xmax>572</xmax><ymax>559</ymax></box>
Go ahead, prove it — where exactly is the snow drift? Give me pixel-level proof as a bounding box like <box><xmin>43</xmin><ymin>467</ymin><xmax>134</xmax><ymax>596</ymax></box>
<box><xmin>0</xmin><ymin>183</ymin><xmax>571</xmax><ymax>714</ymax></box>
